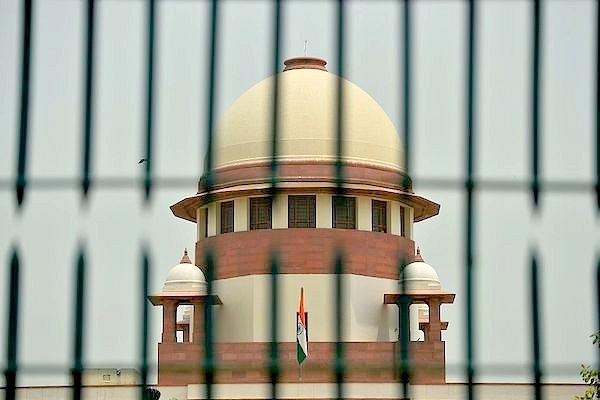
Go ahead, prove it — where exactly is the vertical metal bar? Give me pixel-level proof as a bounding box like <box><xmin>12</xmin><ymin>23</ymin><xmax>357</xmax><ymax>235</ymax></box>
<box><xmin>402</xmin><ymin>0</ymin><xmax>412</xmax><ymax>180</ymax></box>
<box><xmin>530</xmin><ymin>2</ymin><xmax>544</xmax><ymax>393</ymax></box>
<box><xmin>72</xmin><ymin>247</ymin><xmax>86</xmax><ymax>400</ymax></box>
<box><xmin>269</xmin><ymin>252</ymin><xmax>280</xmax><ymax>400</ymax></box>
<box><xmin>531</xmin><ymin>0</ymin><xmax>542</xmax><ymax>210</ymax></box>
<box><xmin>81</xmin><ymin>0</ymin><xmax>96</xmax><ymax>201</ymax></box>
<box><xmin>334</xmin><ymin>251</ymin><xmax>344</xmax><ymax>400</ymax></box>
<box><xmin>15</xmin><ymin>0</ymin><xmax>33</xmax><ymax>208</ymax></box>
<box><xmin>334</xmin><ymin>0</ymin><xmax>345</xmax><ymax>191</ymax></box>
<box><xmin>203</xmin><ymin>249</ymin><xmax>215</xmax><ymax>400</ymax></box>
<box><xmin>530</xmin><ymin>252</ymin><xmax>542</xmax><ymax>400</ymax></box>
<box><xmin>465</xmin><ymin>0</ymin><xmax>477</xmax><ymax>399</ymax></box>
<box><xmin>143</xmin><ymin>0</ymin><xmax>156</xmax><ymax>203</ymax></box>
<box><xmin>269</xmin><ymin>0</ymin><xmax>282</xmax><ymax>192</ymax></box>
<box><xmin>202</xmin><ymin>0</ymin><xmax>220</xmax><ymax>193</ymax></box>
<box><xmin>268</xmin><ymin>1</ymin><xmax>283</xmax><ymax>397</ymax></box>
<box><xmin>333</xmin><ymin>2</ymin><xmax>347</xmax><ymax>396</ymax></box>
<box><xmin>595</xmin><ymin>0</ymin><xmax>600</xmax><ymax>212</ymax></box>
<box><xmin>333</xmin><ymin>3</ymin><xmax>346</xmax><ymax>397</ymax></box>
<box><xmin>398</xmin><ymin>256</ymin><xmax>410</xmax><ymax>400</ymax></box>
<box><xmin>139</xmin><ymin>248</ymin><xmax>150</xmax><ymax>400</ymax></box>
<box><xmin>202</xmin><ymin>1</ymin><xmax>220</xmax><ymax>397</ymax></box>
<box><xmin>399</xmin><ymin>2</ymin><xmax>412</xmax><ymax>393</ymax></box>
<box><xmin>5</xmin><ymin>248</ymin><xmax>21</xmax><ymax>400</ymax></box>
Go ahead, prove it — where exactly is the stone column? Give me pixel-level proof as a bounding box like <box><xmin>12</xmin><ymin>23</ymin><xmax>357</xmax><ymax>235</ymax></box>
<box><xmin>162</xmin><ymin>299</ymin><xmax>177</xmax><ymax>343</ymax></box>
<box><xmin>427</xmin><ymin>298</ymin><xmax>442</xmax><ymax>342</ymax></box>
<box><xmin>192</xmin><ymin>300</ymin><xmax>205</xmax><ymax>344</ymax></box>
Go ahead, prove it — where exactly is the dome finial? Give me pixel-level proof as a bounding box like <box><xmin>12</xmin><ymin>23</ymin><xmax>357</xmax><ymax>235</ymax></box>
<box><xmin>180</xmin><ymin>248</ymin><xmax>192</xmax><ymax>264</ymax></box>
<box><xmin>414</xmin><ymin>246</ymin><xmax>424</xmax><ymax>263</ymax></box>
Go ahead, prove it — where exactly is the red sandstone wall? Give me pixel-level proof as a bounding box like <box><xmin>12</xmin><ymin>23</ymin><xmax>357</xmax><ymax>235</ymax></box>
<box><xmin>195</xmin><ymin>229</ymin><xmax>415</xmax><ymax>280</ymax></box>
<box><xmin>158</xmin><ymin>341</ymin><xmax>445</xmax><ymax>386</ymax></box>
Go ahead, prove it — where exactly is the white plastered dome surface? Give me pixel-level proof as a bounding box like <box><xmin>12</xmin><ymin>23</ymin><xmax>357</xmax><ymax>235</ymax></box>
<box><xmin>400</xmin><ymin>249</ymin><xmax>441</xmax><ymax>291</ymax></box>
<box><xmin>214</xmin><ymin>64</ymin><xmax>404</xmax><ymax>170</ymax></box>
<box><xmin>162</xmin><ymin>250</ymin><xmax>207</xmax><ymax>294</ymax></box>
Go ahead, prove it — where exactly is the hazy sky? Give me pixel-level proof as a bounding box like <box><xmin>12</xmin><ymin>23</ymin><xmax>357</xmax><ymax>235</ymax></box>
<box><xmin>0</xmin><ymin>0</ymin><xmax>598</xmax><ymax>386</ymax></box>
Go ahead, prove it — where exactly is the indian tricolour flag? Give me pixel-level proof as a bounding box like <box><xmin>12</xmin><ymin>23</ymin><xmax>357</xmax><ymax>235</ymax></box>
<box><xmin>296</xmin><ymin>287</ymin><xmax>308</xmax><ymax>365</ymax></box>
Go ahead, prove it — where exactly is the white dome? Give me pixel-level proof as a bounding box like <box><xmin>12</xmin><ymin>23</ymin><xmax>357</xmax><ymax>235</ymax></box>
<box><xmin>162</xmin><ymin>250</ymin><xmax>207</xmax><ymax>294</ymax></box>
<box><xmin>400</xmin><ymin>249</ymin><xmax>441</xmax><ymax>290</ymax></box>
<box><xmin>214</xmin><ymin>57</ymin><xmax>404</xmax><ymax>170</ymax></box>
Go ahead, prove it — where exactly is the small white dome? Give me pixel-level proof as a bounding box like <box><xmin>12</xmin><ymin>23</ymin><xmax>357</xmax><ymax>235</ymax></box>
<box><xmin>400</xmin><ymin>248</ymin><xmax>441</xmax><ymax>290</ymax></box>
<box><xmin>162</xmin><ymin>249</ymin><xmax>207</xmax><ymax>294</ymax></box>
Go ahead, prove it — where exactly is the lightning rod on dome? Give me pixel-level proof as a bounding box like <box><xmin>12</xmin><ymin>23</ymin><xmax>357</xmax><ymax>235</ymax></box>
<box><xmin>304</xmin><ymin>40</ymin><xmax>308</xmax><ymax>56</ymax></box>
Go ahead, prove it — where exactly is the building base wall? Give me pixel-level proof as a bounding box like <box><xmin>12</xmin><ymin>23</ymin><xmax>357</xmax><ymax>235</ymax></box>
<box><xmin>1</xmin><ymin>383</ymin><xmax>588</xmax><ymax>400</ymax></box>
<box><xmin>158</xmin><ymin>341</ymin><xmax>446</xmax><ymax>386</ymax></box>
<box><xmin>185</xmin><ymin>383</ymin><xmax>589</xmax><ymax>400</ymax></box>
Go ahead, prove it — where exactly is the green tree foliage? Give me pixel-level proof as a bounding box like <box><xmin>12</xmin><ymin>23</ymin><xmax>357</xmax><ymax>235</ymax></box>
<box><xmin>574</xmin><ymin>332</ymin><xmax>600</xmax><ymax>400</ymax></box>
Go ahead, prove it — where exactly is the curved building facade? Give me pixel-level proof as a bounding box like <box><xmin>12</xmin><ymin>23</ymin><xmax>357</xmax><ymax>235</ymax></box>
<box><xmin>153</xmin><ymin>57</ymin><xmax>454</xmax><ymax>391</ymax></box>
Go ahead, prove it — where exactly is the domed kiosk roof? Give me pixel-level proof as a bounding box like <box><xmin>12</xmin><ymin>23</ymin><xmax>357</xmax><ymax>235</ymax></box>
<box><xmin>400</xmin><ymin>248</ymin><xmax>441</xmax><ymax>291</ymax></box>
<box><xmin>161</xmin><ymin>249</ymin><xmax>207</xmax><ymax>294</ymax></box>
<box><xmin>384</xmin><ymin>246</ymin><xmax>454</xmax><ymax>306</ymax></box>
<box><xmin>148</xmin><ymin>250</ymin><xmax>223</xmax><ymax>306</ymax></box>
<box><xmin>214</xmin><ymin>57</ymin><xmax>403</xmax><ymax>170</ymax></box>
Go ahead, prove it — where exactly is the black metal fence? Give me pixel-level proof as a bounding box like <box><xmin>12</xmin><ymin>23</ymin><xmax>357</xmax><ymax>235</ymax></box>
<box><xmin>1</xmin><ymin>1</ymin><xmax>599</xmax><ymax>400</ymax></box>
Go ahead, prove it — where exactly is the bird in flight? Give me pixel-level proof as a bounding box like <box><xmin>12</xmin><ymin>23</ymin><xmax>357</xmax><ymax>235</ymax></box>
<box><xmin>138</xmin><ymin>158</ymin><xmax>147</xmax><ymax>164</ymax></box>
